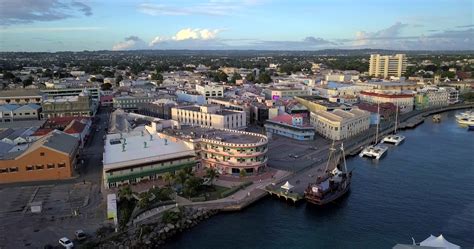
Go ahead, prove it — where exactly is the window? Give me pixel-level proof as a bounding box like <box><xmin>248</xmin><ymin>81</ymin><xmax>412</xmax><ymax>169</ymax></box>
<box><xmin>58</xmin><ymin>163</ymin><xmax>66</xmax><ymax>168</ymax></box>
<box><xmin>9</xmin><ymin>167</ymin><xmax>19</xmax><ymax>172</ymax></box>
<box><xmin>35</xmin><ymin>165</ymin><xmax>44</xmax><ymax>170</ymax></box>
<box><xmin>40</xmin><ymin>152</ymin><xmax>45</xmax><ymax>156</ymax></box>
<box><xmin>47</xmin><ymin>164</ymin><xmax>55</xmax><ymax>169</ymax></box>
<box><xmin>26</xmin><ymin>165</ymin><xmax>34</xmax><ymax>171</ymax></box>
<box><xmin>0</xmin><ymin>168</ymin><xmax>8</xmax><ymax>174</ymax></box>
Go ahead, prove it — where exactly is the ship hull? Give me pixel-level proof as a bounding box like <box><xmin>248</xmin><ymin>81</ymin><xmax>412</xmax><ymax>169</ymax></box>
<box><xmin>304</xmin><ymin>177</ymin><xmax>352</xmax><ymax>206</ymax></box>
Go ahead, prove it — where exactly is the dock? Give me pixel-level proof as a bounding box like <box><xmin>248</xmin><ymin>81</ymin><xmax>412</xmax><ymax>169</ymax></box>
<box><xmin>265</xmin><ymin>185</ymin><xmax>302</xmax><ymax>203</ymax></box>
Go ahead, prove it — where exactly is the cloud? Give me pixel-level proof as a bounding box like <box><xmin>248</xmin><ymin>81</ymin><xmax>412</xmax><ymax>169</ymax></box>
<box><xmin>456</xmin><ymin>24</ymin><xmax>474</xmax><ymax>28</ymax></box>
<box><xmin>246</xmin><ymin>36</ymin><xmax>337</xmax><ymax>50</ymax></box>
<box><xmin>0</xmin><ymin>26</ymin><xmax>103</xmax><ymax>33</ymax></box>
<box><xmin>148</xmin><ymin>28</ymin><xmax>221</xmax><ymax>47</ymax></box>
<box><xmin>0</xmin><ymin>0</ymin><xmax>93</xmax><ymax>25</ymax></box>
<box><xmin>354</xmin><ymin>22</ymin><xmax>409</xmax><ymax>47</ymax></box>
<box><xmin>112</xmin><ymin>36</ymin><xmax>147</xmax><ymax>51</ymax></box>
<box><xmin>138</xmin><ymin>0</ymin><xmax>263</xmax><ymax>16</ymax></box>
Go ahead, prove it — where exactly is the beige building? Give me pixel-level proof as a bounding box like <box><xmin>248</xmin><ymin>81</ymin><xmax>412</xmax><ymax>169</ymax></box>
<box><xmin>41</xmin><ymin>93</ymin><xmax>95</xmax><ymax>119</ymax></box>
<box><xmin>359</xmin><ymin>91</ymin><xmax>414</xmax><ymax>113</ymax></box>
<box><xmin>369</xmin><ymin>54</ymin><xmax>407</xmax><ymax>78</ymax></box>
<box><xmin>310</xmin><ymin>108</ymin><xmax>370</xmax><ymax>141</ymax></box>
<box><xmin>195</xmin><ymin>84</ymin><xmax>224</xmax><ymax>99</ymax></box>
<box><xmin>264</xmin><ymin>88</ymin><xmax>311</xmax><ymax>100</ymax></box>
<box><xmin>0</xmin><ymin>89</ymin><xmax>43</xmax><ymax>105</ymax></box>
<box><xmin>172</xmin><ymin>105</ymin><xmax>246</xmax><ymax>130</ymax></box>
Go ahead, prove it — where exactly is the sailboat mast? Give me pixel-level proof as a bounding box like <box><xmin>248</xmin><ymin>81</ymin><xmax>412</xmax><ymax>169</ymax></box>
<box><xmin>394</xmin><ymin>102</ymin><xmax>399</xmax><ymax>133</ymax></box>
<box><xmin>375</xmin><ymin>102</ymin><xmax>380</xmax><ymax>144</ymax></box>
<box><xmin>341</xmin><ymin>142</ymin><xmax>347</xmax><ymax>173</ymax></box>
<box><xmin>325</xmin><ymin>140</ymin><xmax>335</xmax><ymax>172</ymax></box>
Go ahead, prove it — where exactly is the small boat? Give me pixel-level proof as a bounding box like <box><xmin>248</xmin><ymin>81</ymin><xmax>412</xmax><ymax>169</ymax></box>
<box><xmin>455</xmin><ymin>111</ymin><xmax>474</xmax><ymax>125</ymax></box>
<box><xmin>304</xmin><ymin>142</ymin><xmax>351</xmax><ymax>206</ymax></box>
<box><xmin>432</xmin><ymin>114</ymin><xmax>441</xmax><ymax>123</ymax></box>
<box><xmin>382</xmin><ymin>102</ymin><xmax>406</xmax><ymax>146</ymax></box>
<box><xmin>359</xmin><ymin>144</ymin><xmax>388</xmax><ymax>159</ymax></box>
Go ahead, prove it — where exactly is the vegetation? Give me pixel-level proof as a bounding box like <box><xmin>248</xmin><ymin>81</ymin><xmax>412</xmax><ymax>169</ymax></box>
<box><xmin>161</xmin><ymin>210</ymin><xmax>183</xmax><ymax>224</ymax></box>
<box><xmin>163</xmin><ymin>172</ymin><xmax>175</xmax><ymax>187</ymax></box>
<box><xmin>229</xmin><ymin>72</ymin><xmax>242</xmax><ymax>84</ymax></box>
<box><xmin>101</xmin><ymin>82</ymin><xmax>112</xmax><ymax>90</ymax></box>
<box><xmin>205</xmin><ymin>168</ymin><xmax>217</xmax><ymax>186</ymax></box>
<box><xmin>220</xmin><ymin>181</ymin><xmax>253</xmax><ymax>198</ymax></box>
<box><xmin>183</xmin><ymin>176</ymin><xmax>203</xmax><ymax>197</ymax></box>
<box><xmin>256</xmin><ymin>71</ymin><xmax>272</xmax><ymax>84</ymax></box>
<box><xmin>461</xmin><ymin>92</ymin><xmax>474</xmax><ymax>102</ymax></box>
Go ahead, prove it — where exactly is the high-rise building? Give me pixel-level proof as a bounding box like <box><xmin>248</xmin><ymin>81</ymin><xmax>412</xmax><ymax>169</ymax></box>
<box><xmin>369</xmin><ymin>54</ymin><xmax>407</xmax><ymax>78</ymax></box>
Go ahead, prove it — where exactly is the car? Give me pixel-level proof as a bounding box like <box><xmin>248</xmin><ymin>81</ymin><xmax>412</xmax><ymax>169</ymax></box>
<box><xmin>75</xmin><ymin>230</ymin><xmax>86</xmax><ymax>241</ymax></box>
<box><xmin>59</xmin><ymin>237</ymin><xmax>74</xmax><ymax>248</ymax></box>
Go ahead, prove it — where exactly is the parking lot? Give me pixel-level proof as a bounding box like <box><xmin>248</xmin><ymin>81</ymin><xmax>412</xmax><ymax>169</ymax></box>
<box><xmin>266</xmin><ymin>133</ymin><xmax>330</xmax><ymax>172</ymax></box>
<box><xmin>0</xmin><ymin>182</ymin><xmax>104</xmax><ymax>249</ymax></box>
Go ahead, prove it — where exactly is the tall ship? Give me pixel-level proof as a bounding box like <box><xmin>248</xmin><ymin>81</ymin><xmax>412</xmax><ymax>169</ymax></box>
<box><xmin>304</xmin><ymin>142</ymin><xmax>352</xmax><ymax>206</ymax></box>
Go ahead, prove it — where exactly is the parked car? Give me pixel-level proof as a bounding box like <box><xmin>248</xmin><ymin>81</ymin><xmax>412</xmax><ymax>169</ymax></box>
<box><xmin>75</xmin><ymin>230</ymin><xmax>86</xmax><ymax>241</ymax></box>
<box><xmin>59</xmin><ymin>237</ymin><xmax>74</xmax><ymax>248</ymax></box>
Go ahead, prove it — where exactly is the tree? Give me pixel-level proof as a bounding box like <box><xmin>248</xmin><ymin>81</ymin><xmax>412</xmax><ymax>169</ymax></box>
<box><xmin>102</xmin><ymin>70</ymin><xmax>115</xmax><ymax>78</ymax></box>
<box><xmin>245</xmin><ymin>73</ymin><xmax>255</xmax><ymax>82</ymax></box>
<box><xmin>137</xmin><ymin>191</ymin><xmax>152</xmax><ymax>209</ymax></box>
<box><xmin>239</xmin><ymin>169</ymin><xmax>247</xmax><ymax>178</ymax></box>
<box><xmin>101</xmin><ymin>83</ymin><xmax>112</xmax><ymax>91</ymax></box>
<box><xmin>183</xmin><ymin>176</ymin><xmax>203</xmax><ymax>197</ymax></box>
<box><xmin>176</xmin><ymin>170</ymin><xmax>189</xmax><ymax>186</ymax></box>
<box><xmin>22</xmin><ymin>76</ymin><xmax>33</xmax><ymax>88</ymax></box>
<box><xmin>89</xmin><ymin>77</ymin><xmax>97</xmax><ymax>82</ymax></box>
<box><xmin>257</xmin><ymin>72</ymin><xmax>272</xmax><ymax>84</ymax></box>
<box><xmin>163</xmin><ymin>172</ymin><xmax>175</xmax><ymax>187</ymax></box>
<box><xmin>118</xmin><ymin>186</ymin><xmax>133</xmax><ymax>201</ymax></box>
<box><xmin>3</xmin><ymin>71</ymin><xmax>15</xmax><ymax>80</ymax></box>
<box><xmin>205</xmin><ymin>168</ymin><xmax>217</xmax><ymax>186</ymax></box>
<box><xmin>230</xmin><ymin>73</ymin><xmax>242</xmax><ymax>84</ymax></box>
<box><xmin>115</xmin><ymin>75</ymin><xmax>123</xmax><ymax>86</ymax></box>
<box><xmin>151</xmin><ymin>72</ymin><xmax>163</xmax><ymax>81</ymax></box>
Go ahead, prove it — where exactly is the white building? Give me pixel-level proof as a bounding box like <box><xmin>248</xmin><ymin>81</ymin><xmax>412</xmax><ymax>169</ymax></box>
<box><xmin>195</xmin><ymin>84</ymin><xmax>224</xmax><ymax>99</ymax></box>
<box><xmin>369</xmin><ymin>54</ymin><xmax>407</xmax><ymax>78</ymax></box>
<box><xmin>263</xmin><ymin>88</ymin><xmax>311</xmax><ymax>100</ymax></box>
<box><xmin>442</xmin><ymin>87</ymin><xmax>459</xmax><ymax>104</ymax></box>
<box><xmin>310</xmin><ymin>108</ymin><xmax>371</xmax><ymax>141</ymax></box>
<box><xmin>415</xmin><ymin>88</ymin><xmax>449</xmax><ymax>110</ymax></box>
<box><xmin>171</xmin><ymin>105</ymin><xmax>246</xmax><ymax>130</ymax></box>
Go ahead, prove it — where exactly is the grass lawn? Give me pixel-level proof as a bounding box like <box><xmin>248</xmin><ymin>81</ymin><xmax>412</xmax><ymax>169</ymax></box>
<box><xmin>195</xmin><ymin>185</ymin><xmax>230</xmax><ymax>201</ymax></box>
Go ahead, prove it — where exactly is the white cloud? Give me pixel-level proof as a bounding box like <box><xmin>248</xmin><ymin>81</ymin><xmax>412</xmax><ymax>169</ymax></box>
<box><xmin>172</xmin><ymin>28</ymin><xmax>220</xmax><ymax>41</ymax></box>
<box><xmin>149</xmin><ymin>36</ymin><xmax>166</xmax><ymax>46</ymax></box>
<box><xmin>0</xmin><ymin>26</ymin><xmax>103</xmax><ymax>33</ymax></box>
<box><xmin>112</xmin><ymin>36</ymin><xmax>147</xmax><ymax>51</ymax></box>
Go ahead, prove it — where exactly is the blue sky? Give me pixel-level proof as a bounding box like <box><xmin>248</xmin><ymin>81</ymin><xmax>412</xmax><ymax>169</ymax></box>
<box><xmin>0</xmin><ymin>0</ymin><xmax>472</xmax><ymax>51</ymax></box>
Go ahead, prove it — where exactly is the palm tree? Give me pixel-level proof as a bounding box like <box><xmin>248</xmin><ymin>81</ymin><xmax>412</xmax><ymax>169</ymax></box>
<box><xmin>163</xmin><ymin>172</ymin><xmax>175</xmax><ymax>187</ymax></box>
<box><xmin>206</xmin><ymin>168</ymin><xmax>217</xmax><ymax>186</ymax></box>
<box><xmin>118</xmin><ymin>185</ymin><xmax>133</xmax><ymax>201</ymax></box>
<box><xmin>176</xmin><ymin>170</ymin><xmax>189</xmax><ymax>186</ymax></box>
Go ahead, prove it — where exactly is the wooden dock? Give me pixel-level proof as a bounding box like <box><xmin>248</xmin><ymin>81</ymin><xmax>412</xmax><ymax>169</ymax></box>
<box><xmin>265</xmin><ymin>186</ymin><xmax>303</xmax><ymax>203</ymax></box>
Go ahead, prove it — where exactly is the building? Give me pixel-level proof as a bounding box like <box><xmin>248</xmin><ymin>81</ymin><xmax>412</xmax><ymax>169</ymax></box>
<box><xmin>161</xmin><ymin>126</ymin><xmax>268</xmax><ymax>176</ymax></box>
<box><xmin>355</xmin><ymin>102</ymin><xmax>396</xmax><ymax>123</ymax></box>
<box><xmin>310</xmin><ymin>108</ymin><xmax>370</xmax><ymax>141</ymax></box>
<box><xmin>415</xmin><ymin>88</ymin><xmax>449</xmax><ymax>110</ymax></box>
<box><xmin>263</xmin><ymin>88</ymin><xmax>311</xmax><ymax>100</ymax></box>
<box><xmin>195</xmin><ymin>83</ymin><xmax>224</xmax><ymax>99</ymax></box>
<box><xmin>208</xmin><ymin>98</ymin><xmax>251</xmax><ymax>125</ymax></box>
<box><xmin>41</xmin><ymin>87</ymin><xmax>100</xmax><ymax>100</ymax></box>
<box><xmin>0</xmin><ymin>104</ymin><xmax>41</xmax><ymax>123</ymax></box>
<box><xmin>264</xmin><ymin>114</ymin><xmax>315</xmax><ymax>140</ymax></box>
<box><xmin>172</xmin><ymin>105</ymin><xmax>246</xmax><ymax>130</ymax></box>
<box><xmin>359</xmin><ymin>91</ymin><xmax>415</xmax><ymax>113</ymax></box>
<box><xmin>442</xmin><ymin>87</ymin><xmax>459</xmax><ymax>104</ymax></box>
<box><xmin>137</xmin><ymin>99</ymin><xmax>177</xmax><ymax>119</ymax></box>
<box><xmin>0</xmin><ymin>130</ymin><xmax>79</xmax><ymax>184</ymax></box>
<box><xmin>355</xmin><ymin>81</ymin><xmax>417</xmax><ymax>92</ymax></box>
<box><xmin>295</xmin><ymin>96</ymin><xmax>351</xmax><ymax>113</ymax></box>
<box><xmin>41</xmin><ymin>93</ymin><xmax>95</xmax><ymax>119</ymax></box>
<box><xmin>0</xmin><ymin>90</ymin><xmax>43</xmax><ymax>105</ymax></box>
<box><xmin>369</xmin><ymin>54</ymin><xmax>407</xmax><ymax>78</ymax></box>
<box><xmin>102</xmin><ymin>129</ymin><xmax>198</xmax><ymax>188</ymax></box>
<box><xmin>113</xmin><ymin>94</ymin><xmax>175</xmax><ymax>111</ymax></box>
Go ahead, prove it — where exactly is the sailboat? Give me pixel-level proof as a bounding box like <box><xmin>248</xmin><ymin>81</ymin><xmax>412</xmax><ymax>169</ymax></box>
<box><xmin>304</xmin><ymin>142</ymin><xmax>352</xmax><ymax>206</ymax></box>
<box><xmin>382</xmin><ymin>102</ymin><xmax>406</xmax><ymax>145</ymax></box>
<box><xmin>359</xmin><ymin>103</ymin><xmax>388</xmax><ymax>160</ymax></box>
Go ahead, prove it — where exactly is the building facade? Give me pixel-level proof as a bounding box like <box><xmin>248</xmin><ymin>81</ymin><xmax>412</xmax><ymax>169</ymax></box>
<box><xmin>0</xmin><ymin>90</ymin><xmax>43</xmax><ymax>105</ymax></box>
<box><xmin>359</xmin><ymin>91</ymin><xmax>415</xmax><ymax>113</ymax></box>
<box><xmin>0</xmin><ymin>130</ymin><xmax>79</xmax><ymax>184</ymax></box>
<box><xmin>264</xmin><ymin>114</ymin><xmax>315</xmax><ymax>140</ymax></box>
<box><xmin>41</xmin><ymin>94</ymin><xmax>95</xmax><ymax>118</ymax></box>
<box><xmin>263</xmin><ymin>88</ymin><xmax>311</xmax><ymax>100</ymax></box>
<box><xmin>310</xmin><ymin>108</ymin><xmax>370</xmax><ymax>141</ymax></box>
<box><xmin>369</xmin><ymin>54</ymin><xmax>407</xmax><ymax>78</ymax></box>
<box><xmin>172</xmin><ymin>105</ymin><xmax>246</xmax><ymax>130</ymax></box>
<box><xmin>195</xmin><ymin>84</ymin><xmax>224</xmax><ymax>99</ymax></box>
<box><xmin>415</xmin><ymin>88</ymin><xmax>449</xmax><ymax>110</ymax></box>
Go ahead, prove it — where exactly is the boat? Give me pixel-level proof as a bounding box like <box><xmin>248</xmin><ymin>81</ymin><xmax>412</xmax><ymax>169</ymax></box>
<box><xmin>382</xmin><ymin>102</ymin><xmax>405</xmax><ymax>145</ymax></box>
<box><xmin>432</xmin><ymin>114</ymin><xmax>441</xmax><ymax>123</ymax></box>
<box><xmin>304</xmin><ymin>142</ymin><xmax>351</xmax><ymax>206</ymax></box>
<box><xmin>455</xmin><ymin>110</ymin><xmax>474</xmax><ymax>125</ymax></box>
<box><xmin>468</xmin><ymin>125</ymin><xmax>474</xmax><ymax>131</ymax></box>
<box><xmin>361</xmin><ymin>103</ymin><xmax>389</xmax><ymax>159</ymax></box>
<box><xmin>455</xmin><ymin>110</ymin><xmax>472</xmax><ymax>121</ymax></box>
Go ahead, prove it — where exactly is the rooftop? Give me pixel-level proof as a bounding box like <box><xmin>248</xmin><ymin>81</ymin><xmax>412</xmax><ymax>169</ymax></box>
<box><xmin>360</xmin><ymin>91</ymin><xmax>414</xmax><ymax>98</ymax></box>
<box><xmin>103</xmin><ymin>130</ymin><xmax>195</xmax><ymax>170</ymax></box>
<box><xmin>0</xmin><ymin>89</ymin><xmax>42</xmax><ymax>98</ymax></box>
<box><xmin>164</xmin><ymin>126</ymin><xmax>266</xmax><ymax>145</ymax></box>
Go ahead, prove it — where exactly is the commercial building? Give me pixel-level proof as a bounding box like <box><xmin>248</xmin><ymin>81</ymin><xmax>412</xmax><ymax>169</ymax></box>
<box><xmin>295</xmin><ymin>96</ymin><xmax>351</xmax><ymax>113</ymax></box>
<box><xmin>162</xmin><ymin>126</ymin><xmax>268</xmax><ymax>176</ymax></box>
<box><xmin>0</xmin><ymin>130</ymin><xmax>79</xmax><ymax>184</ymax></box>
<box><xmin>41</xmin><ymin>86</ymin><xmax>100</xmax><ymax>100</ymax></box>
<box><xmin>369</xmin><ymin>54</ymin><xmax>407</xmax><ymax>78</ymax></box>
<box><xmin>0</xmin><ymin>104</ymin><xmax>41</xmax><ymax>122</ymax></box>
<box><xmin>442</xmin><ymin>87</ymin><xmax>459</xmax><ymax>104</ymax></box>
<box><xmin>359</xmin><ymin>91</ymin><xmax>414</xmax><ymax>113</ymax></box>
<box><xmin>310</xmin><ymin>108</ymin><xmax>370</xmax><ymax>141</ymax></box>
<box><xmin>137</xmin><ymin>99</ymin><xmax>177</xmax><ymax>120</ymax></box>
<box><xmin>265</xmin><ymin>114</ymin><xmax>315</xmax><ymax>140</ymax></box>
<box><xmin>0</xmin><ymin>89</ymin><xmax>43</xmax><ymax>105</ymax></box>
<box><xmin>415</xmin><ymin>88</ymin><xmax>449</xmax><ymax>110</ymax></box>
<box><xmin>172</xmin><ymin>105</ymin><xmax>246</xmax><ymax>130</ymax></box>
<box><xmin>355</xmin><ymin>81</ymin><xmax>417</xmax><ymax>92</ymax></box>
<box><xmin>208</xmin><ymin>98</ymin><xmax>251</xmax><ymax>125</ymax></box>
<box><xmin>41</xmin><ymin>92</ymin><xmax>95</xmax><ymax>118</ymax></box>
<box><xmin>113</xmin><ymin>94</ymin><xmax>175</xmax><ymax>111</ymax></box>
<box><xmin>195</xmin><ymin>84</ymin><xmax>224</xmax><ymax>99</ymax></box>
<box><xmin>102</xmin><ymin>129</ymin><xmax>198</xmax><ymax>188</ymax></box>
<box><xmin>263</xmin><ymin>88</ymin><xmax>311</xmax><ymax>100</ymax></box>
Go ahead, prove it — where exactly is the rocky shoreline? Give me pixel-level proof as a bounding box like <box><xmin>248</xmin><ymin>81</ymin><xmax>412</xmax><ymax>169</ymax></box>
<box><xmin>97</xmin><ymin>207</ymin><xmax>219</xmax><ymax>249</ymax></box>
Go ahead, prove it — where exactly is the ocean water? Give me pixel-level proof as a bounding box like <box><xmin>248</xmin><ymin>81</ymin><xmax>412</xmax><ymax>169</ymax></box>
<box><xmin>165</xmin><ymin>111</ymin><xmax>474</xmax><ymax>249</ymax></box>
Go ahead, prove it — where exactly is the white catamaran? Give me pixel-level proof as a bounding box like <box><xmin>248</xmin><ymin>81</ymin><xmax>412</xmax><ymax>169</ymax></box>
<box><xmin>382</xmin><ymin>102</ymin><xmax>406</xmax><ymax>146</ymax></box>
<box><xmin>360</xmin><ymin>103</ymin><xmax>388</xmax><ymax>160</ymax></box>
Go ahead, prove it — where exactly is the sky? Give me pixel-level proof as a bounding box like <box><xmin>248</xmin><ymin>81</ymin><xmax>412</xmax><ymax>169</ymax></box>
<box><xmin>0</xmin><ymin>0</ymin><xmax>473</xmax><ymax>52</ymax></box>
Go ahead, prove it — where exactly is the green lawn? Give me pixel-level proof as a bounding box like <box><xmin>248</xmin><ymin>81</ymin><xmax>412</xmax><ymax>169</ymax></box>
<box><xmin>193</xmin><ymin>185</ymin><xmax>230</xmax><ymax>201</ymax></box>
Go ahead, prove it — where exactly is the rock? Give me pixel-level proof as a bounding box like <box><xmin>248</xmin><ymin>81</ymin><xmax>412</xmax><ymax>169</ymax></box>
<box><xmin>164</xmin><ymin>227</ymin><xmax>170</xmax><ymax>233</ymax></box>
<box><xmin>167</xmin><ymin>223</ymin><xmax>175</xmax><ymax>230</ymax></box>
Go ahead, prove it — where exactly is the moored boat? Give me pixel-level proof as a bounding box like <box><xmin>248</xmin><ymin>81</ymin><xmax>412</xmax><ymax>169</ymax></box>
<box><xmin>304</xmin><ymin>142</ymin><xmax>352</xmax><ymax>206</ymax></box>
<box><xmin>432</xmin><ymin>114</ymin><xmax>441</xmax><ymax>123</ymax></box>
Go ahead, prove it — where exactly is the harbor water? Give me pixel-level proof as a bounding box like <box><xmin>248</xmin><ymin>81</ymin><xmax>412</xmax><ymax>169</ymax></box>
<box><xmin>165</xmin><ymin>110</ymin><xmax>474</xmax><ymax>249</ymax></box>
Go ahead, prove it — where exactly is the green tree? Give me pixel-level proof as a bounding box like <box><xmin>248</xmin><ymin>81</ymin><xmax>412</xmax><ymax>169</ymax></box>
<box><xmin>151</xmin><ymin>72</ymin><xmax>163</xmax><ymax>81</ymax></box>
<box><xmin>245</xmin><ymin>73</ymin><xmax>255</xmax><ymax>82</ymax></box>
<box><xmin>239</xmin><ymin>169</ymin><xmax>247</xmax><ymax>178</ymax></box>
<box><xmin>137</xmin><ymin>191</ymin><xmax>152</xmax><ymax>209</ymax></box>
<box><xmin>183</xmin><ymin>176</ymin><xmax>203</xmax><ymax>197</ymax></box>
<box><xmin>89</xmin><ymin>77</ymin><xmax>97</xmax><ymax>82</ymax></box>
<box><xmin>3</xmin><ymin>71</ymin><xmax>15</xmax><ymax>80</ymax></box>
<box><xmin>176</xmin><ymin>170</ymin><xmax>189</xmax><ymax>186</ymax></box>
<box><xmin>163</xmin><ymin>172</ymin><xmax>175</xmax><ymax>187</ymax></box>
<box><xmin>102</xmin><ymin>70</ymin><xmax>115</xmax><ymax>78</ymax></box>
<box><xmin>230</xmin><ymin>72</ymin><xmax>242</xmax><ymax>84</ymax></box>
<box><xmin>205</xmin><ymin>168</ymin><xmax>217</xmax><ymax>186</ymax></box>
<box><xmin>257</xmin><ymin>72</ymin><xmax>272</xmax><ymax>84</ymax></box>
<box><xmin>115</xmin><ymin>75</ymin><xmax>123</xmax><ymax>86</ymax></box>
<box><xmin>22</xmin><ymin>76</ymin><xmax>33</xmax><ymax>88</ymax></box>
<box><xmin>118</xmin><ymin>186</ymin><xmax>133</xmax><ymax>201</ymax></box>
